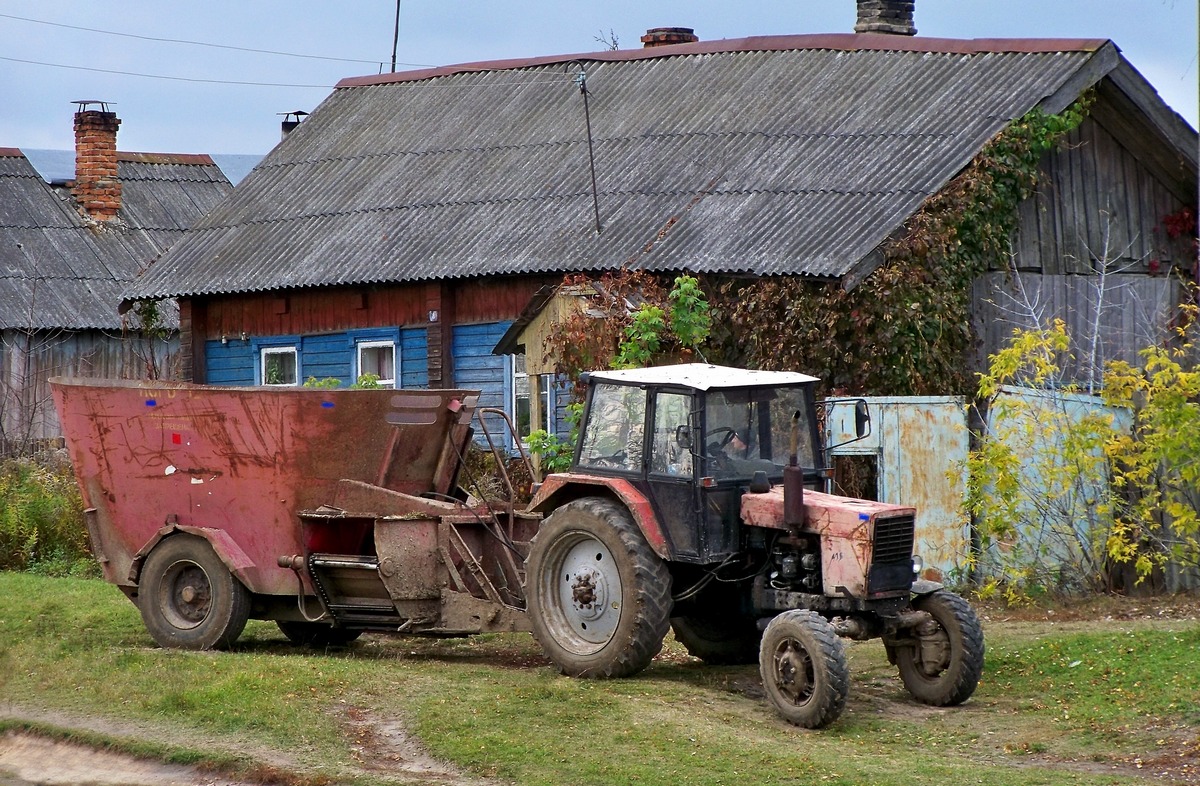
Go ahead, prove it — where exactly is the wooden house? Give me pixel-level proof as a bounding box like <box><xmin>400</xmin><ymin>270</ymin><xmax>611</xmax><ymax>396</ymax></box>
<box><xmin>0</xmin><ymin>105</ymin><xmax>232</xmax><ymax>454</ymax></box>
<box><xmin>124</xmin><ymin>1</ymin><xmax>1197</xmax><ymax>445</ymax></box>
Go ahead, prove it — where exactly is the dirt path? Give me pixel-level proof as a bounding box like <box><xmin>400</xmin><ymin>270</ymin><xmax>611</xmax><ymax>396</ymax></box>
<box><xmin>0</xmin><ymin>705</ymin><xmax>496</xmax><ymax>786</ymax></box>
<box><xmin>0</xmin><ymin>732</ymin><xmax>241</xmax><ymax>786</ymax></box>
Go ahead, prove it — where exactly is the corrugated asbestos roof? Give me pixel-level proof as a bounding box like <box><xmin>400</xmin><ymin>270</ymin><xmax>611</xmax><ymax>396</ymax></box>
<box><xmin>0</xmin><ymin>150</ymin><xmax>231</xmax><ymax>329</ymax></box>
<box><xmin>128</xmin><ymin>33</ymin><xmax>1119</xmax><ymax>301</ymax></box>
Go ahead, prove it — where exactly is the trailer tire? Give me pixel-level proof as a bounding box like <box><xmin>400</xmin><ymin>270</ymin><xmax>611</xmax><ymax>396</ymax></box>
<box><xmin>277</xmin><ymin>621</ymin><xmax>363</xmax><ymax>647</ymax></box>
<box><xmin>138</xmin><ymin>535</ymin><xmax>250</xmax><ymax>650</ymax></box>
<box><xmin>759</xmin><ymin>610</ymin><xmax>848</xmax><ymax>729</ymax></box>
<box><xmin>896</xmin><ymin>589</ymin><xmax>984</xmax><ymax>706</ymax></box>
<box><xmin>527</xmin><ymin>497</ymin><xmax>671</xmax><ymax>679</ymax></box>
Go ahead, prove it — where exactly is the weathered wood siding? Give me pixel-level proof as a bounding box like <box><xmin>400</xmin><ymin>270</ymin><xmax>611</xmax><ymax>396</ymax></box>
<box><xmin>1011</xmin><ymin>114</ymin><xmax>1195</xmax><ymax>276</ymax></box>
<box><xmin>0</xmin><ymin>329</ymin><xmax>179</xmax><ymax>453</ymax></box>
<box><xmin>972</xmin><ymin>272</ymin><xmax>1182</xmax><ymax>383</ymax></box>
<box><xmin>185</xmin><ymin>277</ymin><xmax>549</xmax><ymax>388</ymax></box>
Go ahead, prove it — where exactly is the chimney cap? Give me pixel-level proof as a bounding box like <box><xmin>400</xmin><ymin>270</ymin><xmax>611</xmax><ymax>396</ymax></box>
<box><xmin>277</xmin><ymin>110</ymin><xmax>309</xmax><ymax>121</ymax></box>
<box><xmin>72</xmin><ymin>100</ymin><xmax>115</xmax><ymax>113</ymax></box>
<box><xmin>641</xmin><ymin>27</ymin><xmax>700</xmax><ymax>48</ymax></box>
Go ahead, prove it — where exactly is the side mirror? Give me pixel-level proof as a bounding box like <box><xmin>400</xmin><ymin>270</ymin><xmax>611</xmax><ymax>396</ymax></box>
<box><xmin>855</xmin><ymin>400</ymin><xmax>870</xmax><ymax>439</ymax></box>
<box><xmin>675</xmin><ymin>424</ymin><xmax>692</xmax><ymax>450</ymax></box>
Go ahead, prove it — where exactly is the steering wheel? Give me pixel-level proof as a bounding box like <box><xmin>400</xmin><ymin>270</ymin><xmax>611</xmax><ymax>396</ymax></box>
<box><xmin>706</xmin><ymin>427</ymin><xmax>738</xmax><ymax>448</ymax></box>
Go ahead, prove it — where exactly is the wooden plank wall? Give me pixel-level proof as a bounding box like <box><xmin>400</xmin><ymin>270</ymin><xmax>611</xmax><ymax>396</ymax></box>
<box><xmin>0</xmin><ymin>329</ymin><xmax>179</xmax><ymax>451</ymax></box>
<box><xmin>197</xmin><ymin>277</ymin><xmax>548</xmax><ymax>340</ymax></box>
<box><xmin>971</xmin><ymin>272</ymin><xmax>1181</xmax><ymax>383</ymax></box>
<box><xmin>1010</xmin><ymin>115</ymin><xmax>1195</xmax><ymax>277</ymax></box>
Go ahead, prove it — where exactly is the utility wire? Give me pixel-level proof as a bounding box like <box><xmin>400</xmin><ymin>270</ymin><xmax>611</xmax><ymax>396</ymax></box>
<box><xmin>0</xmin><ymin>11</ymin><xmax>435</xmax><ymax>68</ymax></box>
<box><xmin>0</xmin><ymin>55</ymin><xmax>333</xmax><ymax>88</ymax></box>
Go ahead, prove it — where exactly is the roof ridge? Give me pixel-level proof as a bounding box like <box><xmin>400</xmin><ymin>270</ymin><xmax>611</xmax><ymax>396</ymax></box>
<box><xmin>337</xmin><ymin>33</ymin><xmax>1109</xmax><ymax>89</ymax></box>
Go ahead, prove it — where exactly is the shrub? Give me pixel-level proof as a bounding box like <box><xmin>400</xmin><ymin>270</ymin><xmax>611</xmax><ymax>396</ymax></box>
<box><xmin>0</xmin><ymin>458</ymin><xmax>94</xmax><ymax>576</ymax></box>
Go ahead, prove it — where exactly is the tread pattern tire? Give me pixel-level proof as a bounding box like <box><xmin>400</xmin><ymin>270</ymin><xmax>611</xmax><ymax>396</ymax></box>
<box><xmin>896</xmin><ymin>589</ymin><xmax>985</xmax><ymax>706</ymax></box>
<box><xmin>759</xmin><ymin>610</ymin><xmax>849</xmax><ymax>729</ymax></box>
<box><xmin>527</xmin><ymin>497</ymin><xmax>671</xmax><ymax>678</ymax></box>
<box><xmin>277</xmin><ymin>621</ymin><xmax>363</xmax><ymax>647</ymax></box>
<box><xmin>671</xmin><ymin>607</ymin><xmax>761</xmax><ymax>666</ymax></box>
<box><xmin>137</xmin><ymin>534</ymin><xmax>250</xmax><ymax>650</ymax></box>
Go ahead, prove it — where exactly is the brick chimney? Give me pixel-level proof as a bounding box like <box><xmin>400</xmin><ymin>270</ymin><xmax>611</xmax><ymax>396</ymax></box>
<box><xmin>854</xmin><ymin>0</ymin><xmax>917</xmax><ymax>36</ymax></box>
<box><xmin>72</xmin><ymin>101</ymin><xmax>122</xmax><ymax>221</ymax></box>
<box><xmin>641</xmin><ymin>27</ymin><xmax>699</xmax><ymax>48</ymax></box>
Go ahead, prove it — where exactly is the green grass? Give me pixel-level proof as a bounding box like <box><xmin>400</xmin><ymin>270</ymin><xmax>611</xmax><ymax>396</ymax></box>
<box><xmin>0</xmin><ymin>572</ymin><xmax>1196</xmax><ymax>785</ymax></box>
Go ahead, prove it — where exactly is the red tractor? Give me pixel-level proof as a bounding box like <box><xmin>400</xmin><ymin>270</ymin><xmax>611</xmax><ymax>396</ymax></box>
<box><xmin>524</xmin><ymin>364</ymin><xmax>983</xmax><ymax>728</ymax></box>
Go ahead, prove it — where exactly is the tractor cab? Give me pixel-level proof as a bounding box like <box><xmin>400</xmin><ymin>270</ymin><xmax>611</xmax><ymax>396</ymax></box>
<box><xmin>567</xmin><ymin>364</ymin><xmax>828</xmax><ymax>563</ymax></box>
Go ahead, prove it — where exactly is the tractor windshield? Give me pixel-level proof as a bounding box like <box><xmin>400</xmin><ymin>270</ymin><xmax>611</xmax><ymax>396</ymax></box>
<box><xmin>704</xmin><ymin>384</ymin><xmax>816</xmax><ymax>479</ymax></box>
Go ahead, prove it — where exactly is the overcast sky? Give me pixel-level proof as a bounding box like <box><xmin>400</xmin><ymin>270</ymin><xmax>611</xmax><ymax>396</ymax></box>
<box><xmin>1</xmin><ymin>0</ymin><xmax>1195</xmax><ymax>156</ymax></box>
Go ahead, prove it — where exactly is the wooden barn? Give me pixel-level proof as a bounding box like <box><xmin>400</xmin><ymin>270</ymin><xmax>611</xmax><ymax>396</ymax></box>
<box><xmin>123</xmin><ymin>1</ymin><xmax>1197</xmax><ymax>447</ymax></box>
<box><xmin>0</xmin><ymin>105</ymin><xmax>233</xmax><ymax>454</ymax></box>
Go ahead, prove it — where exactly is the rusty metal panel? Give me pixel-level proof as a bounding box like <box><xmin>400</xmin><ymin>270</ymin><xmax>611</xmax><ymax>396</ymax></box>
<box><xmin>51</xmin><ymin>377</ymin><xmax>478</xmax><ymax>596</ymax></box>
<box><xmin>828</xmin><ymin>396</ymin><xmax>970</xmax><ymax>580</ymax></box>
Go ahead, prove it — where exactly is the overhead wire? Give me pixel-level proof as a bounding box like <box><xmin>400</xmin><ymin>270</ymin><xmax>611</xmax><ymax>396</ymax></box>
<box><xmin>0</xmin><ymin>55</ymin><xmax>334</xmax><ymax>88</ymax></box>
<box><xmin>0</xmin><ymin>11</ymin><xmax>435</xmax><ymax>68</ymax></box>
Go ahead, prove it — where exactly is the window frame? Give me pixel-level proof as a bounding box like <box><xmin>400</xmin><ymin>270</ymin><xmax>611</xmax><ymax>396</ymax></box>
<box><xmin>355</xmin><ymin>339</ymin><xmax>398</xmax><ymax>388</ymax></box>
<box><xmin>259</xmin><ymin>346</ymin><xmax>299</xmax><ymax>387</ymax></box>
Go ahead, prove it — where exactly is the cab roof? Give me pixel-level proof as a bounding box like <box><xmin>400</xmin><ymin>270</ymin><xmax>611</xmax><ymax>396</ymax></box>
<box><xmin>585</xmin><ymin>364</ymin><xmax>819</xmax><ymax>391</ymax></box>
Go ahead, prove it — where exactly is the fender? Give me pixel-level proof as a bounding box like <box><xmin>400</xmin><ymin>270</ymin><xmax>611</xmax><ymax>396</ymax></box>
<box><xmin>129</xmin><ymin>523</ymin><xmax>258</xmax><ymax>591</ymax></box>
<box><xmin>528</xmin><ymin>473</ymin><xmax>672</xmax><ymax>559</ymax></box>
<box><xmin>911</xmin><ymin>578</ymin><xmax>944</xmax><ymax>596</ymax></box>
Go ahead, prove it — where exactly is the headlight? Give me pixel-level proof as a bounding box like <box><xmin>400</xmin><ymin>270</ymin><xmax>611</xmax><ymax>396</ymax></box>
<box><xmin>911</xmin><ymin>555</ymin><xmax>924</xmax><ymax>576</ymax></box>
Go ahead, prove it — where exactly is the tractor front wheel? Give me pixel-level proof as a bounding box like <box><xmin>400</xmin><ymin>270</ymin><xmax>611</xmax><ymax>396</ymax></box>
<box><xmin>138</xmin><ymin>535</ymin><xmax>250</xmax><ymax>650</ymax></box>
<box><xmin>759</xmin><ymin>610</ymin><xmax>849</xmax><ymax>729</ymax></box>
<box><xmin>527</xmin><ymin>497</ymin><xmax>671</xmax><ymax>678</ymax></box>
<box><xmin>895</xmin><ymin>589</ymin><xmax>984</xmax><ymax>706</ymax></box>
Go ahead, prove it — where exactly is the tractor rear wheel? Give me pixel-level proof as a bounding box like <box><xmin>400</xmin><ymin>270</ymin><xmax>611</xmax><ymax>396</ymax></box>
<box><xmin>896</xmin><ymin>589</ymin><xmax>984</xmax><ymax>706</ymax></box>
<box><xmin>527</xmin><ymin>497</ymin><xmax>671</xmax><ymax>678</ymax></box>
<box><xmin>138</xmin><ymin>535</ymin><xmax>250</xmax><ymax>650</ymax></box>
<box><xmin>759</xmin><ymin>610</ymin><xmax>849</xmax><ymax>729</ymax></box>
<box><xmin>277</xmin><ymin>621</ymin><xmax>363</xmax><ymax>647</ymax></box>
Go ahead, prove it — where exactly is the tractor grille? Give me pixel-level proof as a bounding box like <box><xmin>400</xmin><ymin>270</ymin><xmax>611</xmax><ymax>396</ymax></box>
<box><xmin>872</xmin><ymin>514</ymin><xmax>915</xmax><ymax>565</ymax></box>
<box><xmin>868</xmin><ymin>513</ymin><xmax>916</xmax><ymax>595</ymax></box>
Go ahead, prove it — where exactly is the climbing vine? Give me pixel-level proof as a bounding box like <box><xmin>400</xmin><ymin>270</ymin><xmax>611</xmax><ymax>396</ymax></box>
<box><xmin>715</xmin><ymin>97</ymin><xmax>1093</xmax><ymax>396</ymax></box>
<box><xmin>542</xmin><ymin>270</ymin><xmax>711</xmax><ymax>387</ymax></box>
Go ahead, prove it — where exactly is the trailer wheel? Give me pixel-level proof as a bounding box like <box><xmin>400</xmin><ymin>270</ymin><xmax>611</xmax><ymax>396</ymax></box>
<box><xmin>138</xmin><ymin>535</ymin><xmax>250</xmax><ymax>650</ymax></box>
<box><xmin>759</xmin><ymin>610</ymin><xmax>849</xmax><ymax>729</ymax></box>
<box><xmin>896</xmin><ymin>589</ymin><xmax>984</xmax><ymax>706</ymax></box>
<box><xmin>277</xmin><ymin>621</ymin><xmax>363</xmax><ymax>647</ymax></box>
<box><xmin>527</xmin><ymin>497</ymin><xmax>671</xmax><ymax>678</ymax></box>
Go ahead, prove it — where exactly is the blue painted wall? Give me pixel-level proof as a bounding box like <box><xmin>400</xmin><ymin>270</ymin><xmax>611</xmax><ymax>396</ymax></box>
<box><xmin>205</xmin><ymin>327</ymin><xmax>431</xmax><ymax>389</ymax></box>
<box><xmin>452</xmin><ymin>322</ymin><xmax>512</xmax><ymax>446</ymax></box>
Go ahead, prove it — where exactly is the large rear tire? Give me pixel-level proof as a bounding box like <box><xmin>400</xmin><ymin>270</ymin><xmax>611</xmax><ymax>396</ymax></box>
<box><xmin>759</xmin><ymin>610</ymin><xmax>849</xmax><ymax>729</ymax></box>
<box><xmin>896</xmin><ymin>589</ymin><xmax>984</xmax><ymax>706</ymax></box>
<box><xmin>527</xmin><ymin>497</ymin><xmax>671</xmax><ymax>678</ymax></box>
<box><xmin>138</xmin><ymin>535</ymin><xmax>250</xmax><ymax>650</ymax></box>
